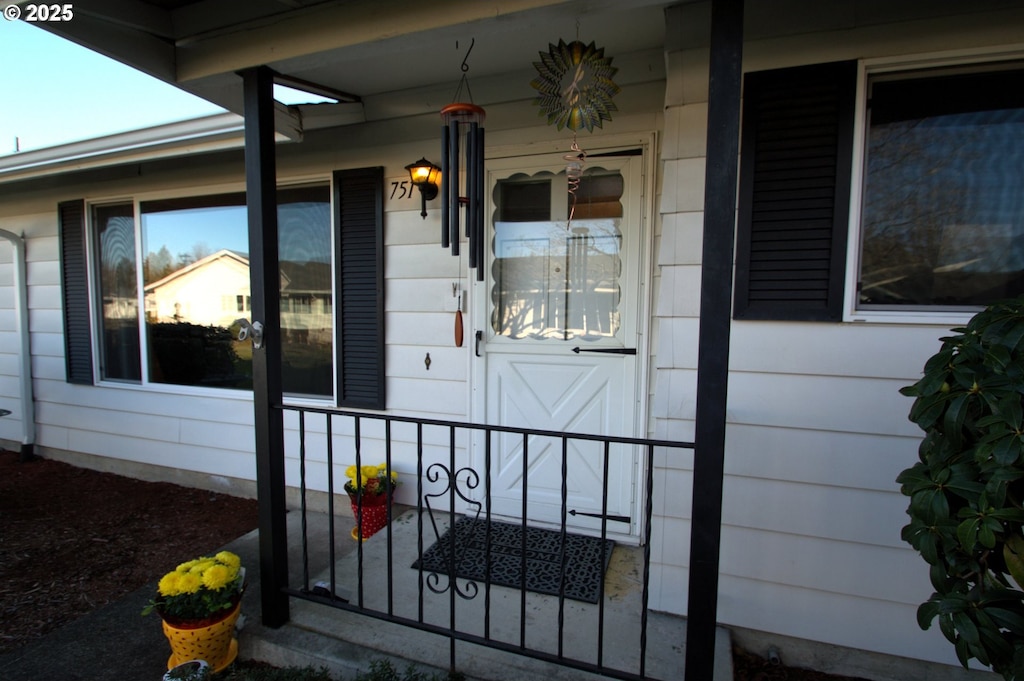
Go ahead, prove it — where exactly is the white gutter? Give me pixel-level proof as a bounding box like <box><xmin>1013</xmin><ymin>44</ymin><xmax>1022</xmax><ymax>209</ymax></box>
<box><xmin>0</xmin><ymin>227</ymin><xmax>35</xmax><ymax>459</ymax></box>
<box><xmin>0</xmin><ymin>112</ymin><xmax>247</xmax><ymax>184</ymax></box>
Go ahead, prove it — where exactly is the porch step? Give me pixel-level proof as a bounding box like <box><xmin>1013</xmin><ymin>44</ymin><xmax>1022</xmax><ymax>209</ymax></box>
<box><xmin>234</xmin><ymin>508</ymin><xmax>734</xmax><ymax>681</ymax></box>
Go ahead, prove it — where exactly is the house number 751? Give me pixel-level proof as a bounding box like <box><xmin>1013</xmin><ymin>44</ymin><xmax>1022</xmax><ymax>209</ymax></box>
<box><xmin>389</xmin><ymin>180</ymin><xmax>416</xmax><ymax>200</ymax></box>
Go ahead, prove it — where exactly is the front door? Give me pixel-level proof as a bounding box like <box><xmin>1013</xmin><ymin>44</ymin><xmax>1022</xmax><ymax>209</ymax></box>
<box><xmin>473</xmin><ymin>149</ymin><xmax>648</xmax><ymax>538</ymax></box>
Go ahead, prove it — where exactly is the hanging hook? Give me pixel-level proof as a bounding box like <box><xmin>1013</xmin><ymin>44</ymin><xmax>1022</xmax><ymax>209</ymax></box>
<box><xmin>460</xmin><ymin>38</ymin><xmax>475</xmax><ymax>73</ymax></box>
<box><xmin>451</xmin><ymin>38</ymin><xmax>477</xmax><ymax>103</ymax></box>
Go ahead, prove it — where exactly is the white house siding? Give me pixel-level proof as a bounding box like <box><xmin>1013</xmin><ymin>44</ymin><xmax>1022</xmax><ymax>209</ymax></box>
<box><xmin>652</xmin><ymin>0</ymin><xmax>1023</xmax><ymax>671</ymax></box>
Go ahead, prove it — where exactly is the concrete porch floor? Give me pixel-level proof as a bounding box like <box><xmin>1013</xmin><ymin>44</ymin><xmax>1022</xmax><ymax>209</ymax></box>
<box><xmin>241</xmin><ymin>507</ymin><xmax>734</xmax><ymax>681</ymax></box>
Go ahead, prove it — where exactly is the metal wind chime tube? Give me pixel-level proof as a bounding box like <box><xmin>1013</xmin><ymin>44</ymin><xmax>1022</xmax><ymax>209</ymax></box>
<box><xmin>469</xmin><ymin>120</ymin><xmax>485</xmax><ymax>271</ymax></box>
<box><xmin>440</xmin><ymin>103</ymin><xmax>486</xmax><ymax>280</ymax></box>
<box><xmin>440</xmin><ymin>124</ymin><xmax>450</xmax><ymax>250</ymax></box>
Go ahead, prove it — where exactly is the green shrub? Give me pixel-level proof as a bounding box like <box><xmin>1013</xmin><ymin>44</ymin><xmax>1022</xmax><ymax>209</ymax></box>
<box><xmin>353</xmin><ymin>659</ymin><xmax>463</xmax><ymax>681</ymax></box>
<box><xmin>224</xmin><ymin>662</ymin><xmax>333</xmax><ymax>681</ymax></box>
<box><xmin>898</xmin><ymin>298</ymin><xmax>1024</xmax><ymax>679</ymax></box>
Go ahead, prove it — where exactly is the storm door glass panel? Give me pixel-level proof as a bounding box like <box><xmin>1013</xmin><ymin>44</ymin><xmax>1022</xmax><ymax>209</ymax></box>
<box><xmin>492</xmin><ymin>169</ymin><xmax>623</xmax><ymax>340</ymax></box>
<box><xmin>93</xmin><ymin>203</ymin><xmax>141</xmax><ymax>382</ymax></box>
<box><xmin>859</xmin><ymin>67</ymin><xmax>1024</xmax><ymax>309</ymax></box>
<box><xmin>278</xmin><ymin>185</ymin><xmax>332</xmax><ymax>397</ymax></box>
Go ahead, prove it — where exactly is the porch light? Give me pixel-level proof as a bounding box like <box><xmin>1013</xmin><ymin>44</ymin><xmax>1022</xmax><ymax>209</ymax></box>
<box><xmin>405</xmin><ymin>158</ymin><xmax>441</xmax><ymax>219</ymax></box>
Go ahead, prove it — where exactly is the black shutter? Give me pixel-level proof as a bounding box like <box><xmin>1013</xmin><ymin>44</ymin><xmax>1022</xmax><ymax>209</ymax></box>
<box><xmin>58</xmin><ymin>199</ymin><xmax>94</xmax><ymax>384</ymax></box>
<box><xmin>734</xmin><ymin>60</ymin><xmax>857</xmax><ymax>321</ymax></box>
<box><xmin>334</xmin><ymin>167</ymin><xmax>385</xmax><ymax>409</ymax></box>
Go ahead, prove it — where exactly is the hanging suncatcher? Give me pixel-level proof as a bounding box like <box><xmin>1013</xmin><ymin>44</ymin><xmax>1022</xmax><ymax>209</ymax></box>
<box><xmin>530</xmin><ymin>38</ymin><xmax>620</xmax><ymax>227</ymax></box>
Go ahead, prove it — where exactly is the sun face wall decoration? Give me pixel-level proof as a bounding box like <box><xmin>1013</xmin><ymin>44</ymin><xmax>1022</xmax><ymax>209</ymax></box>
<box><xmin>530</xmin><ymin>39</ymin><xmax>620</xmax><ymax>132</ymax></box>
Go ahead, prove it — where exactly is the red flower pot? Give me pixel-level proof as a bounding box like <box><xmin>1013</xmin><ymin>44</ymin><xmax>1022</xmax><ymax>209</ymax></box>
<box><xmin>348</xmin><ymin>489</ymin><xmax>391</xmax><ymax>540</ymax></box>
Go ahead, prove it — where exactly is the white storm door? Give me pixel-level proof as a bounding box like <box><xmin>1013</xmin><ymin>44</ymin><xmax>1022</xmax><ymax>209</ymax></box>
<box><xmin>479</xmin><ymin>152</ymin><xmax>646</xmax><ymax>538</ymax></box>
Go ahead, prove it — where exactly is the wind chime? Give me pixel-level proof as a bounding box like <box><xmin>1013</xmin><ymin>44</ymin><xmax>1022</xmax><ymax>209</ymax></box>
<box><xmin>530</xmin><ymin>37</ymin><xmax>620</xmax><ymax>226</ymax></box>
<box><xmin>440</xmin><ymin>40</ymin><xmax>486</xmax><ymax>283</ymax></box>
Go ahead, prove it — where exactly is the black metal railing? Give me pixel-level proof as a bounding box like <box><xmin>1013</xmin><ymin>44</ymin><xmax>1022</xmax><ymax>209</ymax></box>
<box><xmin>277</xmin><ymin>404</ymin><xmax>694</xmax><ymax>680</ymax></box>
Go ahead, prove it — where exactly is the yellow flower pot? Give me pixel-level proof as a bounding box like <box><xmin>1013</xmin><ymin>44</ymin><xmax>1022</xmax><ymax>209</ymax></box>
<box><xmin>161</xmin><ymin>601</ymin><xmax>241</xmax><ymax>673</ymax></box>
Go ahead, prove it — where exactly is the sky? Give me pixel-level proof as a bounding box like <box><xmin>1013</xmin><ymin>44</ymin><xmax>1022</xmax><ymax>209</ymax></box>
<box><xmin>0</xmin><ymin>16</ymin><xmax>226</xmax><ymax>155</ymax></box>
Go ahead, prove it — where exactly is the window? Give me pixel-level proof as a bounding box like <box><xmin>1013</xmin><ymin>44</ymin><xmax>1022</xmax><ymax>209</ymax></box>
<box><xmin>858</xmin><ymin>66</ymin><xmax>1024</xmax><ymax>309</ymax></box>
<box><xmin>93</xmin><ymin>203</ymin><xmax>141</xmax><ymax>382</ymax></box>
<box><xmin>139</xmin><ymin>187</ymin><xmax>334</xmax><ymax>393</ymax></box>
<box><xmin>735</xmin><ymin>58</ymin><xmax>1024</xmax><ymax>321</ymax></box>
<box><xmin>58</xmin><ymin>169</ymin><xmax>385</xmax><ymax>405</ymax></box>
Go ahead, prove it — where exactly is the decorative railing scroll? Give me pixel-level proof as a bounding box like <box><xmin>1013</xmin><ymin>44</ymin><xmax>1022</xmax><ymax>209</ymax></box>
<box><xmin>421</xmin><ymin>463</ymin><xmax>483</xmax><ymax>599</ymax></box>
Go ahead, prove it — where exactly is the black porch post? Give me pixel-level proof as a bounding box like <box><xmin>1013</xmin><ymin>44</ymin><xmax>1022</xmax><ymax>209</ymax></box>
<box><xmin>685</xmin><ymin>0</ymin><xmax>743</xmax><ymax>678</ymax></box>
<box><xmin>242</xmin><ymin>65</ymin><xmax>290</xmax><ymax>627</ymax></box>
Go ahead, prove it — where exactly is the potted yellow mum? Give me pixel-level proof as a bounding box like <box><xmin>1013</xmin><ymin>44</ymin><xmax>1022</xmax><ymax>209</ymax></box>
<box><xmin>143</xmin><ymin>551</ymin><xmax>245</xmax><ymax>673</ymax></box>
<box><xmin>344</xmin><ymin>463</ymin><xmax>398</xmax><ymax>540</ymax></box>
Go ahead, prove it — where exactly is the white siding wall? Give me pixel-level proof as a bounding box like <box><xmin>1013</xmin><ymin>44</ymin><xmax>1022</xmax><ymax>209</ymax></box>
<box><xmin>652</xmin><ymin>1</ymin><xmax>1024</xmax><ymax>669</ymax></box>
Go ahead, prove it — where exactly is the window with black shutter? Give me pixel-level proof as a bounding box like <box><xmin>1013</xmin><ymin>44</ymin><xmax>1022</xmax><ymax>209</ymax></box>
<box><xmin>58</xmin><ymin>172</ymin><xmax>383</xmax><ymax>404</ymax></box>
<box><xmin>334</xmin><ymin>167</ymin><xmax>386</xmax><ymax>409</ymax></box>
<box><xmin>734</xmin><ymin>60</ymin><xmax>857</xmax><ymax>321</ymax></box>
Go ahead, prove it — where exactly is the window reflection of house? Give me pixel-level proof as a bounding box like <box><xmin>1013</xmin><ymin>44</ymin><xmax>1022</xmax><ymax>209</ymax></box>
<box><xmin>280</xmin><ymin>260</ymin><xmax>333</xmax><ymax>346</ymax></box>
<box><xmin>144</xmin><ymin>249</ymin><xmax>251</xmax><ymax>327</ymax></box>
<box><xmin>143</xmin><ymin>250</ymin><xmax>332</xmax><ymax>347</ymax></box>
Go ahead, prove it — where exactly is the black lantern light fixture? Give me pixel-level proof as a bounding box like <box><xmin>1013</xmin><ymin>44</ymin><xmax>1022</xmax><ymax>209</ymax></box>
<box><xmin>405</xmin><ymin>157</ymin><xmax>441</xmax><ymax>219</ymax></box>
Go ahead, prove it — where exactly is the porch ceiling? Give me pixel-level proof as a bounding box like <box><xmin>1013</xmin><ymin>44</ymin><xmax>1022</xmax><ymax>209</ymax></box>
<box><xmin>37</xmin><ymin>0</ymin><xmax>675</xmax><ymax>136</ymax></box>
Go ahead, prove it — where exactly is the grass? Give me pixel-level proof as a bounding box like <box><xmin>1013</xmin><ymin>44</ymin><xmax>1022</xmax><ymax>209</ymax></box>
<box><xmin>223</xmin><ymin>659</ymin><xmax>465</xmax><ymax>681</ymax></box>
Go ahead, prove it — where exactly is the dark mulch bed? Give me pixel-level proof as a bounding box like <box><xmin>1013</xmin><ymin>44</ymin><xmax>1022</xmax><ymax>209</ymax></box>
<box><xmin>0</xmin><ymin>449</ymin><xmax>258</xmax><ymax>654</ymax></box>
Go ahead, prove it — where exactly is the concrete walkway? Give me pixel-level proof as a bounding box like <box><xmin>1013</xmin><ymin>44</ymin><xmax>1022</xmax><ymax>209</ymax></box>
<box><xmin>243</xmin><ymin>507</ymin><xmax>733</xmax><ymax>681</ymax></box>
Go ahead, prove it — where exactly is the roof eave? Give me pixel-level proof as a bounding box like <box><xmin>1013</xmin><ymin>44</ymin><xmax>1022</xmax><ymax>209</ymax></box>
<box><xmin>0</xmin><ymin>112</ymin><xmax>249</xmax><ymax>184</ymax></box>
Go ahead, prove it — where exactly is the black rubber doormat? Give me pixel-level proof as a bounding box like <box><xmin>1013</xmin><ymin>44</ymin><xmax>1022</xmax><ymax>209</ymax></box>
<box><xmin>412</xmin><ymin>517</ymin><xmax>615</xmax><ymax>604</ymax></box>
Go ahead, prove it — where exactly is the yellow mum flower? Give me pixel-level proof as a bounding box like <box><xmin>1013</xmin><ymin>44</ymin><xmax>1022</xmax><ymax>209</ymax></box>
<box><xmin>215</xmin><ymin>551</ymin><xmax>241</xmax><ymax>569</ymax></box>
<box><xmin>202</xmin><ymin>564</ymin><xmax>234</xmax><ymax>591</ymax></box>
<box><xmin>175</xmin><ymin>559</ymin><xmax>199</xmax><ymax>573</ymax></box>
<box><xmin>345</xmin><ymin>465</ymin><xmax>358</xmax><ymax>479</ymax></box>
<box><xmin>177</xmin><ymin>572</ymin><xmax>203</xmax><ymax>594</ymax></box>
<box><xmin>360</xmin><ymin>465</ymin><xmax>378</xmax><ymax>480</ymax></box>
<box><xmin>189</xmin><ymin>559</ymin><xmax>216</xmax><ymax>575</ymax></box>
<box><xmin>158</xmin><ymin>572</ymin><xmax>182</xmax><ymax>597</ymax></box>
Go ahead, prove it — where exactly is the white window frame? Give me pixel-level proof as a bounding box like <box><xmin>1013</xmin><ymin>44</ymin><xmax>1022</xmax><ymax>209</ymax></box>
<box><xmin>84</xmin><ymin>178</ymin><xmax>336</xmax><ymax>404</ymax></box>
<box><xmin>844</xmin><ymin>47</ymin><xmax>1024</xmax><ymax>325</ymax></box>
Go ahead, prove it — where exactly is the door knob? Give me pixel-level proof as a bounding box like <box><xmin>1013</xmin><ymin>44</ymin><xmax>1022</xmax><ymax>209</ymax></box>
<box><xmin>236</xmin><ymin>319</ymin><xmax>264</xmax><ymax>349</ymax></box>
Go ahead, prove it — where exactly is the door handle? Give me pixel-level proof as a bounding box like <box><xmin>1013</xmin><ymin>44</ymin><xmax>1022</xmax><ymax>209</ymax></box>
<box><xmin>571</xmin><ymin>346</ymin><xmax>636</xmax><ymax>355</ymax></box>
<box><xmin>236</xmin><ymin>319</ymin><xmax>264</xmax><ymax>349</ymax></box>
<box><xmin>475</xmin><ymin>330</ymin><xmax>483</xmax><ymax>357</ymax></box>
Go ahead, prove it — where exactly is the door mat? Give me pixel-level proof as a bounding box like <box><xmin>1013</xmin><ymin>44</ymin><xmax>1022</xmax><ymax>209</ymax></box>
<box><xmin>412</xmin><ymin>517</ymin><xmax>615</xmax><ymax>604</ymax></box>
